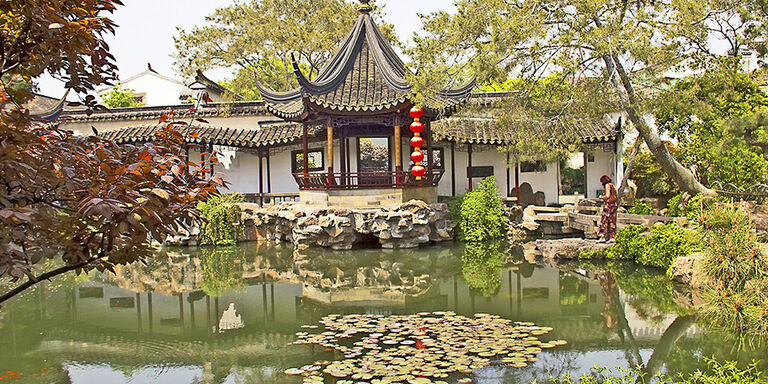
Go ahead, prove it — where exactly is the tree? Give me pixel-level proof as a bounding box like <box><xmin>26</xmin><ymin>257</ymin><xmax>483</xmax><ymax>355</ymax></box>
<box><xmin>173</xmin><ymin>0</ymin><xmax>398</xmax><ymax>98</ymax></box>
<box><xmin>0</xmin><ymin>0</ymin><xmax>222</xmax><ymax>304</ymax></box>
<box><xmin>655</xmin><ymin>59</ymin><xmax>768</xmax><ymax>188</ymax></box>
<box><xmin>408</xmin><ymin>0</ymin><xmax>768</xmax><ymax>196</ymax></box>
<box><xmin>101</xmin><ymin>82</ymin><xmax>144</xmax><ymax>108</ymax></box>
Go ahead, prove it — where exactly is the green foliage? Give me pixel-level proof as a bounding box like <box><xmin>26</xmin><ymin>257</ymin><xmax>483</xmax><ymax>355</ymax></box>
<box><xmin>560</xmin><ymin>158</ymin><xmax>584</xmax><ymax>195</ymax></box>
<box><xmin>461</xmin><ymin>241</ymin><xmax>507</xmax><ymax>298</ymax></box>
<box><xmin>101</xmin><ymin>82</ymin><xmax>143</xmax><ymax>108</ymax></box>
<box><xmin>197</xmin><ymin>194</ymin><xmax>244</xmax><ymax>246</ymax></box>
<box><xmin>631</xmin><ymin>147</ymin><xmax>680</xmax><ymax>198</ymax></box>
<box><xmin>173</xmin><ymin>0</ymin><xmax>399</xmax><ymax>98</ymax></box>
<box><xmin>199</xmin><ymin>247</ymin><xmax>246</xmax><ymax>297</ymax></box>
<box><xmin>698</xmin><ymin>204</ymin><xmax>768</xmax><ymax>336</ymax></box>
<box><xmin>601</xmin><ymin>224</ymin><xmax>701</xmax><ymax>272</ymax></box>
<box><xmin>627</xmin><ymin>200</ymin><xmax>654</xmax><ymax>215</ymax></box>
<box><xmin>655</xmin><ymin>60</ymin><xmax>768</xmax><ymax>189</ymax></box>
<box><xmin>607</xmin><ymin>262</ymin><xmax>685</xmax><ymax>319</ymax></box>
<box><xmin>448</xmin><ymin>194</ymin><xmax>466</xmax><ymax>240</ymax></box>
<box><xmin>667</xmin><ymin>193</ymin><xmax>707</xmax><ymax>220</ymax></box>
<box><xmin>638</xmin><ymin>224</ymin><xmax>702</xmax><ymax>271</ymax></box>
<box><xmin>458</xmin><ymin>177</ymin><xmax>506</xmax><ymax>242</ymax></box>
<box><xmin>534</xmin><ymin>359</ymin><xmax>763</xmax><ymax>384</ymax></box>
<box><xmin>606</xmin><ymin>225</ymin><xmax>648</xmax><ymax>260</ymax></box>
<box><xmin>578</xmin><ymin>248</ymin><xmax>606</xmax><ymax>260</ymax></box>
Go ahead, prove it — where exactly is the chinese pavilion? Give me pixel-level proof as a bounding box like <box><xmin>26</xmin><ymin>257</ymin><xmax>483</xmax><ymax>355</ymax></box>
<box><xmin>255</xmin><ymin>0</ymin><xmax>474</xmax><ymax>207</ymax></box>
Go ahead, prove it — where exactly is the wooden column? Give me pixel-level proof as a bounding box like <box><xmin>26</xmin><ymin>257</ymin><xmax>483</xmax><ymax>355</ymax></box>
<box><xmin>266</xmin><ymin>149</ymin><xmax>272</xmax><ymax>193</ymax></box>
<box><xmin>345</xmin><ymin>136</ymin><xmax>351</xmax><ymax>173</ymax></box>
<box><xmin>326</xmin><ymin>119</ymin><xmax>334</xmax><ymax>186</ymax></box>
<box><xmin>258</xmin><ymin>150</ymin><xmax>264</xmax><ymax>207</ymax></box>
<box><xmin>339</xmin><ymin>127</ymin><xmax>346</xmax><ymax>186</ymax></box>
<box><xmin>394</xmin><ymin>115</ymin><xmax>402</xmax><ymax>171</ymax></box>
<box><xmin>425</xmin><ymin>119</ymin><xmax>433</xmax><ymax>180</ymax></box>
<box><xmin>467</xmin><ymin>143</ymin><xmax>473</xmax><ymax>192</ymax></box>
<box><xmin>208</xmin><ymin>143</ymin><xmax>214</xmax><ymax>177</ymax></box>
<box><xmin>302</xmin><ymin>123</ymin><xmax>309</xmax><ymax>176</ymax></box>
<box><xmin>450</xmin><ymin>142</ymin><xmax>456</xmax><ymax>196</ymax></box>
<box><xmin>200</xmin><ymin>150</ymin><xmax>206</xmax><ymax>179</ymax></box>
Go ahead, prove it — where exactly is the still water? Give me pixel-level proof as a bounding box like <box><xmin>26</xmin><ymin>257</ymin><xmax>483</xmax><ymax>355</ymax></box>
<box><xmin>0</xmin><ymin>242</ymin><xmax>766</xmax><ymax>383</ymax></box>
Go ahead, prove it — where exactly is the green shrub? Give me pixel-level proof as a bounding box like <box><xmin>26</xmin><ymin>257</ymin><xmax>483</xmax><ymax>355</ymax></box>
<box><xmin>197</xmin><ymin>193</ymin><xmax>245</xmax><ymax>246</ymax></box>
<box><xmin>638</xmin><ymin>224</ymin><xmax>702</xmax><ymax>271</ymax></box>
<box><xmin>699</xmin><ymin>204</ymin><xmax>768</xmax><ymax>334</ymax></box>
<box><xmin>578</xmin><ymin>248</ymin><xmax>606</xmax><ymax>259</ymax></box>
<box><xmin>627</xmin><ymin>200</ymin><xmax>654</xmax><ymax>215</ymax></box>
<box><xmin>667</xmin><ymin>193</ymin><xmax>706</xmax><ymax>220</ymax></box>
<box><xmin>605</xmin><ymin>225</ymin><xmax>648</xmax><ymax>260</ymax></box>
<box><xmin>534</xmin><ymin>359</ymin><xmax>763</xmax><ymax>384</ymax></box>
<box><xmin>458</xmin><ymin>177</ymin><xmax>506</xmax><ymax>242</ymax></box>
<box><xmin>601</xmin><ymin>224</ymin><xmax>701</xmax><ymax>272</ymax></box>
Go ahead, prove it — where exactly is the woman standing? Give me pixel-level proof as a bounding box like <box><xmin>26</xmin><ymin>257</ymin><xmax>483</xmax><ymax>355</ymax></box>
<box><xmin>598</xmin><ymin>175</ymin><xmax>618</xmax><ymax>243</ymax></box>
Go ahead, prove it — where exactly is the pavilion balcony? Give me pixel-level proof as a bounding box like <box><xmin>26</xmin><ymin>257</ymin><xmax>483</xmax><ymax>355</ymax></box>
<box><xmin>293</xmin><ymin>169</ymin><xmax>444</xmax><ymax>191</ymax></box>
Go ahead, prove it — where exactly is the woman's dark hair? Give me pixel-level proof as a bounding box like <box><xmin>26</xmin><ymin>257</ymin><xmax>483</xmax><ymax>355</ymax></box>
<box><xmin>600</xmin><ymin>175</ymin><xmax>612</xmax><ymax>185</ymax></box>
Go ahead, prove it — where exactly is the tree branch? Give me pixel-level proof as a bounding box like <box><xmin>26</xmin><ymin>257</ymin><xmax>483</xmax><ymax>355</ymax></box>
<box><xmin>0</xmin><ymin>257</ymin><xmax>101</xmax><ymax>305</ymax></box>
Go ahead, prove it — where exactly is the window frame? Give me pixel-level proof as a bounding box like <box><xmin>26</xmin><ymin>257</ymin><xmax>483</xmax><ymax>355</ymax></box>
<box><xmin>291</xmin><ymin>148</ymin><xmax>325</xmax><ymax>173</ymax></box>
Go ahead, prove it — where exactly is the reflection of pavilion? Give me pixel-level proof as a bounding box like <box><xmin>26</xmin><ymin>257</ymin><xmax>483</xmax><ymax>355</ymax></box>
<box><xmin>1</xmin><ymin>248</ymin><xmax>705</xmax><ymax>383</ymax></box>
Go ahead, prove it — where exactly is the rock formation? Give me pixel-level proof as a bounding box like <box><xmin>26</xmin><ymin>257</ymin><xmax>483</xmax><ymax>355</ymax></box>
<box><xmin>242</xmin><ymin>200</ymin><xmax>455</xmax><ymax>250</ymax></box>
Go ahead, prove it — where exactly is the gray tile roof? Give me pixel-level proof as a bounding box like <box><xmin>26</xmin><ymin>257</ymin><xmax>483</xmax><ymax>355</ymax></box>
<box><xmin>99</xmin><ymin>121</ymin><xmax>322</xmax><ymax>148</ymax></box>
<box><xmin>256</xmin><ymin>10</ymin><xmax>474</xmax><ymax>120</ymax></box>
<box><xmin>432</xmin><ymin>116</ymin><xmax>620</xmax><ymax>145</ymax></box>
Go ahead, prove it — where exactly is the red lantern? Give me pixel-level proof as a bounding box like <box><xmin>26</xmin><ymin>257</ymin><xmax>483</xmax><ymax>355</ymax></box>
<box><xmin>410</xmin><ymin>136</ymin><xmax>424</xmax><ymax>148</ymax></box>
<box><xmin>410</xmin><ymin>121</ymin><xmax>424</xmax><ymax>133</ymax></box>
<box><xmin>411</xmin><ymin>164</ymin><xmax>426</xmax><ymax>178</ymax></box>
<box><xmin>410</xmin><ymin>106</ymin><xmax>423</xmax><ymax>119</ymax></box>
<box><xmin>411</xmin><ymin>151</ymin><xmax>424</xmax><ymax>163</ymax></box>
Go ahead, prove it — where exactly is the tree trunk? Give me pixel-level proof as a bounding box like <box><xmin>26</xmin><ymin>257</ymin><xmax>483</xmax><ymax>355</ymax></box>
<box><xmin>616</xmin><ymin>137</ymin><xmax>642</xmax><ymax>202</ymax></box>
<box><xmin>609</xmin><ymin>55</ymin><xmax>715</xmax><ymax>197</ymax></box>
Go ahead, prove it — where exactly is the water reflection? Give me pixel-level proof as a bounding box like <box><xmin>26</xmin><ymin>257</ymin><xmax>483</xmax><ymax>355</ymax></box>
<box><xmin>0</xmin><ymin>242</ymin><xmax>766</xmax><ymax>383</ymax></box>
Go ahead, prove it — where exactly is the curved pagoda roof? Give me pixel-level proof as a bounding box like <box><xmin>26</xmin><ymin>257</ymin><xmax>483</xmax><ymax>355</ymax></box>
<box><xmin>256</xmin><ymin>0</ymin><xmax>474</xmax><ymax>121</ymax></box>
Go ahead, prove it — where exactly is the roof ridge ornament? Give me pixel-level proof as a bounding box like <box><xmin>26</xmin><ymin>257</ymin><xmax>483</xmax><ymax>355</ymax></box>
<box><xmin>358</xmin><ymin>0</ymin><xmax>372</xmax><ymax>13</ymax></box>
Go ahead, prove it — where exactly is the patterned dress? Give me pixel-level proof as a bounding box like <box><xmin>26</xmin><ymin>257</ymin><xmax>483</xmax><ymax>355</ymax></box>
<box><xmin>598</xmin><ymin>183</ymin><xmax>618</xmax><ymax>240</ymax></box>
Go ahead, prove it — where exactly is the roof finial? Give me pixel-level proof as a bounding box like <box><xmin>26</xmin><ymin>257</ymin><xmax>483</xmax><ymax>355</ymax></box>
<box><xmin>358</xmin><ymin>0</ymin><xmax>371</xmax><ymax>13</ymax></box>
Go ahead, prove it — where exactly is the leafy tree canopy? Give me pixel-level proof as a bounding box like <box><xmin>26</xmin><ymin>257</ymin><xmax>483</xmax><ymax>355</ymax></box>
<box><xmin>101</xmin><ymin>82</ymin><xmax>144</xmax><ymax>108</ymax></box>
<box><xmin>173</xmin><ymin>0</ymin><xmax>399</xmax><ymax>99</ymax></box>
<box><xmin>0</xmin><ymin>0</ymin><xmax>221</xmax><ymax>304</ymax></box>
<box><xmin>408</xmin><ymin>0</ymin><xmax>768</xmax><ymax>196</ymax></box>
<box><xmin>655</xmin><ymin>59</ymin><xmax>768</xmax><ymax>188</ymax></box>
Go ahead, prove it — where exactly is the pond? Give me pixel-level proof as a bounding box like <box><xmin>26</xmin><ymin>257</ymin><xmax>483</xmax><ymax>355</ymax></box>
<box><xmin>0</xmin><ymin>242</ymin><xmax>766</xmax><ymax>383</ymax></box>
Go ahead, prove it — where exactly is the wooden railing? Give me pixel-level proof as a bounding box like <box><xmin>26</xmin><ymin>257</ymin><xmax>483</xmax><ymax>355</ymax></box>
<box><xmin>293</xmin><ymin>170</ymin><xmax>444</xmax><ymax>190</ymax></box>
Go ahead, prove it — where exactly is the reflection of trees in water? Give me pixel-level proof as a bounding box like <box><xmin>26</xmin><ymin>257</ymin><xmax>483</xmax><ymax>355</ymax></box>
<box><xmin>461</xmin><ymin>242</ymin><xmax>507</xmax><ymax>297</ymax></box>
<box><xmin>499</xmin><ymin>350</ymin><xmax>584</xmax><ymax>383</ymax></box>
<box><xmin>200</xmin><ymin>247</ymin><xmax>246</xmax><ymax>297</ymax></box>
<box><xmin>605</xmin><ymin>262</ymin><xmax>683</xmax><ymax>323</ymax></box>
<box><xmin>593</xmin><ymin>266</ymin><xmax>701</xmax><ymax>379</ymax></box>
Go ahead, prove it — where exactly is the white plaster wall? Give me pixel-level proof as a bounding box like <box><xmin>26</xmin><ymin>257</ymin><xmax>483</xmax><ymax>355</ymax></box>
<box><xmin>585</xmin><ymin>149</ymin><xmax>617</xmax><ymax>198</ymax></box>
<box><xmin>214</xmin><ymin>149</ymin><xmax>261</xmax><ymax>194</ymax></box>
<box><xmin>517</xmin><ymin>160</ymin><xmax>560</xmax><ymax>205</ymax></box>
<box><xmin>99</xmin><ymin>72</ymin><xmax>189</xmax><ymax>107</ymax></box>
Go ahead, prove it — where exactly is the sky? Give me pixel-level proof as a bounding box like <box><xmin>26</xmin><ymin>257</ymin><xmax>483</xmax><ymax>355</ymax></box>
<box><xmin>36</xmin><ymin>0</ymin><xmax>456</xmax><ymax>98</ymax></box>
